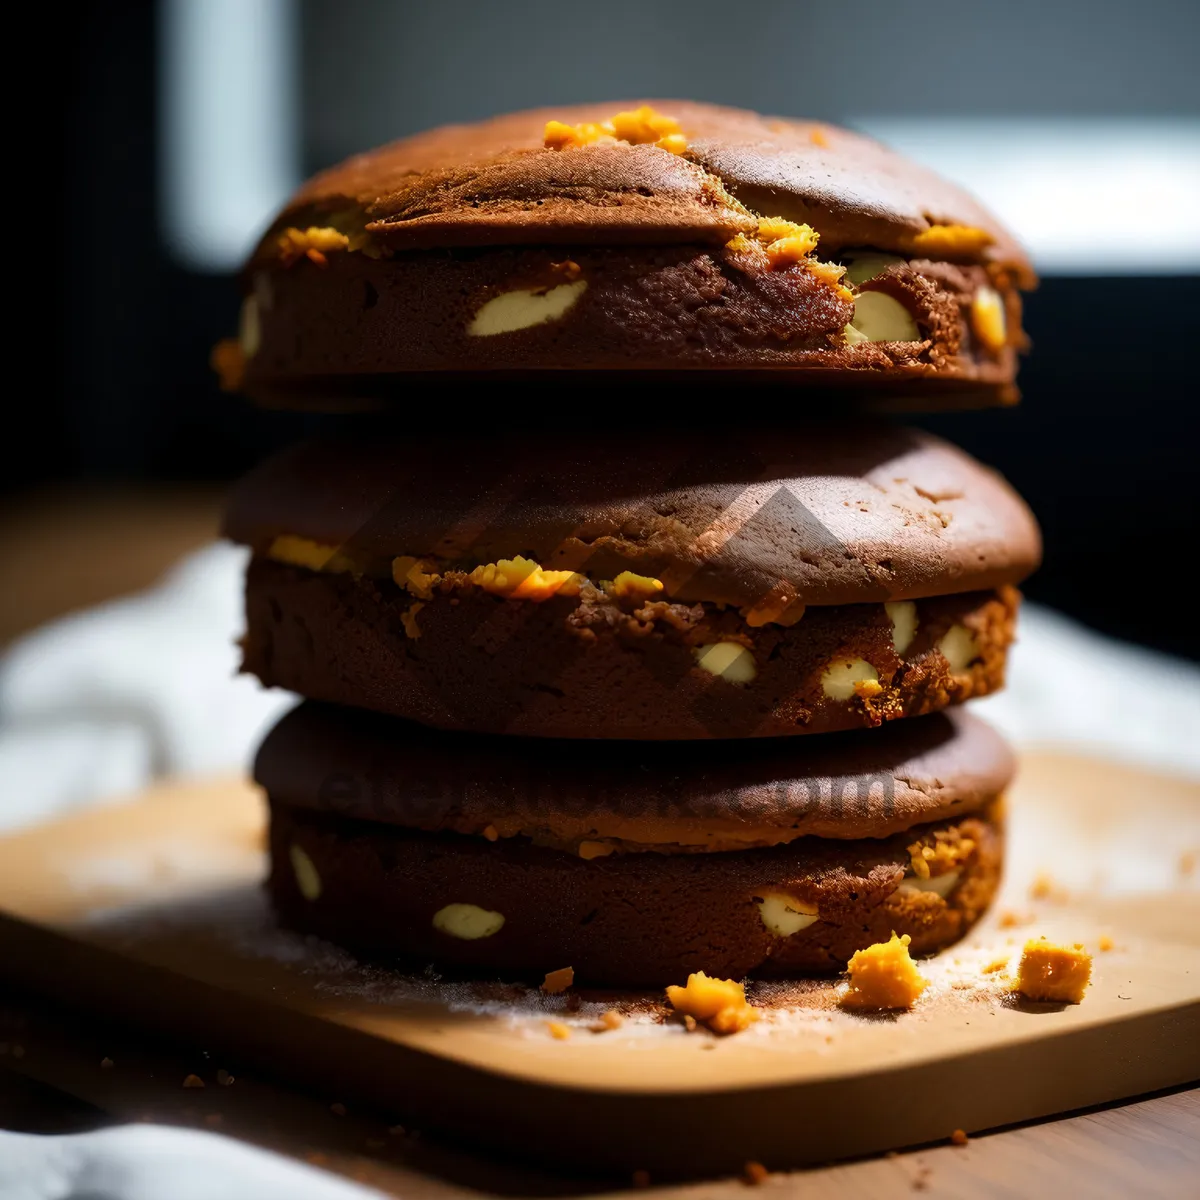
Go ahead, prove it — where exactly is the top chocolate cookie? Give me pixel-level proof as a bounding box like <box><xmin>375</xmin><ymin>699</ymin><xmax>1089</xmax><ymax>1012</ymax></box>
<box><xmin>219</xmin><ymin>101</ymin><xmax>1033</xmax><ymax>409</ymax></box>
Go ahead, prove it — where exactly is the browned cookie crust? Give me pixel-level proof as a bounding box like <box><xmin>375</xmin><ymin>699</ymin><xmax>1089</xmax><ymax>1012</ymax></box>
<box><xmin>268</xmin><ymin>803</ymin><xmax>1003</xmax><ymax>985</ymax></box>
<box><xmin>243</xmin><ymin>556</ymin><xmax>1017</xmax><ymax>738</ymax></box>
<box><xmin>256</xmin><ymin>704</ymin><xmax>1014</xmax><ymax>850</ymax></box>
<box><xmin>231</xmin><ymin>101</ymin><xmax>1032</xmax><ymax>407</ymax></box>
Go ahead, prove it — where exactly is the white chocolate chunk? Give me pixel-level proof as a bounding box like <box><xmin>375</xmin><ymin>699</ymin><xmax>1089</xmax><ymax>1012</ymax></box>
<box><xmin>467</xmin><ymin>280</ymin><xmax>587</xmax><ymax>337</ymax></box>
<box><xmin>289</xmin><ymin>844</ymin><xmax>321</xmax><ymax>902</ymax></box>
<box><xmin>694</xmin><ymin>642</ymin><xmax>757</xmax><ymax>683</ymax></box>
<box><xmin>756</xmin><ymin>892</ymin><xmax>820</xmax><ymax>936</ymax></box>
<box><xmin>846</xmin><ymin>290</ymin><xmax>919</xmax><ymax>343</ymax></box>
<box><xmin>239</xmin><ymin>295</ymin><xmax>261</xmax><ymax>358</ymax></box>
<box><xmin>885</xmin><ymin>600</ymin><xmax>918</xmax><ymax>656</ymax></box>
<box><xmin>821</xmin><ymin>657</ymin><xmax>879</xmax><ymax>700</ymax></box>
<box><xmin>433</xmin><ymin>903</ymin><xmax>506</xmax><ymax>940</ymax></box>
<box><xmin>938</xmin><ymin>624</ymin><xmax>980</xmax><ymax>673</ymax></box>
<box><xmin>842</xmin><ymin>251</ymin><xmax>905</xmax><ymax>286</ymax></box>
<box><xmin>899</xmin><ymin>870</ymin><xmax>961</xmax><ymax>899</ymax></box>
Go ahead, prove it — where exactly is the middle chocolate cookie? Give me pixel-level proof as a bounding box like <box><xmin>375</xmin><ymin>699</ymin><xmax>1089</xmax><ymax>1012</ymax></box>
<box><xmin>225</xmin><ymin>422</ymin><xmax>1040</xmax><ymax>739</ymax></box>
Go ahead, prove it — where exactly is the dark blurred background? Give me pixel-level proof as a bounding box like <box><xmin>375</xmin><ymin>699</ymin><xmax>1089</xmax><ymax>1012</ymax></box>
<box><xmin>34</xmin><ymin>0</ymin><xmax>1200</xmax><ymax>657</ymax></box>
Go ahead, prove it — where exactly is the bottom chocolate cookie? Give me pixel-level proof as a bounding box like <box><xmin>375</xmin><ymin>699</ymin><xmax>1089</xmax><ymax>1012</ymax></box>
<box><xmin>268</xmin><ymin>803</ymin><xmax>1003</xmax><ymax>987</ymax></box>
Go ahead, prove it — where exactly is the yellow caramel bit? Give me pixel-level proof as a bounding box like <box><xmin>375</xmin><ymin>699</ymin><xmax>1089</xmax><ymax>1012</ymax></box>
<box><xmin>840</xmin><ymin>933</ymin><xmax>928</xmax><ymax>1011</ymax></box>
<box><xmin>765</xmin><ymin>235</ymin><xmax>819</xmax><ymax>268</ymax></box>
<box><xmin>756</xmin><ymin>216</ymin><xmax>817</xmax><ymax>246</ymax></box>
<box><xmin>908</xmin><ymin>829</ymin><xmax>976</xmax><ymax>880</ymax></box>
<box><xmin>971</xmin><ymin>285</ymin><xmax>1008</xmax><ymax>352</ymax></box>
<box><xmin>392</xmin><ymin>555</ymin><xmax>441</xmax><ymax>600</ymax></box>
<box><xmin>666</xmin><ymin>972</ymin><xmax>761</xmax><ymax>1035</ymax></box>
<box><xmin>607</xmin><ymin>571</ymin><xmax>665</xmax><ymax>601</ymax></box>
<box><xmin>544</xmin><ymin>106</ymin><xmax>686</xmax><ymax>154</ymax></box>
<box><xmin>724</xmin><ymin>232</ymin><xmax>759</xmax><ymax>256</ymax></box>
<box><xmin>468</xmin><ymin>556</ymin><xmax>584</xmax><ymax>600</ymax></box>
<box><xmin>268</xmin><ymin>535</ymin><xmax>360</xmax><ymax>574</ymax></box>
<box><xmin>906</xmin><ymin>223</ymin><xmax>995</xmax><ymax>259</ymax></box>
<box><xmin>854</xmin><ymin>678</ymin><xmax>883</xmax><ymax>699</ymax></box>
<box><xmin>1015</xmin><ymin>938</ymin><xmax>1092</xmax><ymax>1004</ymax></box>
<box><xmin>546</xmin><ymin>1020</ymin><xmax>572</xmax><ymax>1040</ymax></box>
<box><xmin>210</xmin><ymin>338</ymin><xmax>245</xmax><ymax>392</ymax></box>
<box><xmin>278</xmin><ymin>226</ymin><xmax>351</xmax><ymax>267</ymax></box>
<box><xmin>806</xmin><ymin>258</ymin><xmax>855</xmax><ymax>301</ymax></box>
<box><xmin>400</xmin><ymin>601</ymin><xmax>424</xmax><ymax>640</ymax></box>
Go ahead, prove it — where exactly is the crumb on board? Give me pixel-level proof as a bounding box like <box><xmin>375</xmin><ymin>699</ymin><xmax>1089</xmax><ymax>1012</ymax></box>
<box><xmin>1098</xmin><ymin>935</ymin><xmax>1114</xmax><ymax>952</ymax></box>
<box><xmin>981</xmin><ymin>956</ymin><xmax>1010</xmax><ymax>975</ymax></box>
<box><xmin>182</xmin><ymin>1074</ymin><xmax>204</xmax><ymax>1089</ymax></box>
<box><xmin>589</xmin><ymin>1008</ymin><xmax>623</xmax><ymax>1033</ymax></box>
<box><xmin>950</xmin><ymin>1129</ymin><xmax>969</xmax><ymax>1146</ymax></box>
<box><xmin>1030</xmin><ymin>872</ymin><xmax>1069</xmax><ymax>903</ymax></box>
<box><xmin>541</xmin><ymin>966</ymin><xmax>574</xmax><ymax>994</ymax></box>
<box><xmin>998</xmin><ymin>910</ymin><xmax>1033</xmax><ymax>928</ymax></box>
<box><xmin>743</xmin><ymin>1160</ymin><xmax>770</xmax><ymax>1185</ymax></box>
<box><xmin>840</xmin><ymin>933</ymin><xmax>928</xmax><ymax>1011</ymax></box>
<box><xmin>665</xmin><ymin>972</ymin><xmax>761</xmax><ymax>1034</ymax></box>
<box><xmin>1015</xmin><ymin>938</ymin><xmax>1092</xmax><ymax>1003</ymax></box>
<box><xmin>546</xmin><ymin>1020</ymin><xmax>572</xmax><ymax>1040</ymax></box>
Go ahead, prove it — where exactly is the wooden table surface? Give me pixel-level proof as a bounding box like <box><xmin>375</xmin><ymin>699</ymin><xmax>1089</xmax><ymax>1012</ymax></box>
<box><xmin>2</xmin><ymin>991</ymin><xmax>1196</xmax><ymax>1198</ymax></box>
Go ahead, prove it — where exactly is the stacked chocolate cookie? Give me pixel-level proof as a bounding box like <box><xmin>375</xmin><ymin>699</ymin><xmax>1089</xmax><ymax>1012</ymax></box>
<box><xmin>220</xmin><ymin>102</ymin><xmax>1040</xmax><ymax>987</ymax></box>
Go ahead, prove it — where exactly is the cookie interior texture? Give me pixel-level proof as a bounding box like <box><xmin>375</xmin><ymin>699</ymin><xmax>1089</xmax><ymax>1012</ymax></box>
<box><xmin>223</xmin><ymin>101</ymin><xmax>1033</xmax><ymax>406</ymax></box>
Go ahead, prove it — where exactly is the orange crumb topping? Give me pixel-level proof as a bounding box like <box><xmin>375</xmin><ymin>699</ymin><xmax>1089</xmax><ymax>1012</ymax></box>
<box><xmin>590</xmin><ymin>1009</ymin><xmax>623</xmax><ymax>1032</ymax></box>
<box><xmin>908</xmin><ymin>828</ymin><xmax>976</xmax><ymax>879</ymax></box>
<box><xmin>544</xmin><ymin>105</ymin><xmax>687</xmax><ymax>154</ymax></box>
<box><xmin>607</xmin><ymin>570</ymin><xmax>665</xmax><ymax>600</ymax></box>
<box><xmin>400</xmin><ymin>601</ymin><xmax>424</xmax><ymax>640</ymax></box>
<box><xmin>541</xmin><ymin>966</ymin><xmax>574</xmax><ymax>995</ymax></box>
<box><xmin>468</xmin><ymin>556</ymin><xmax>584</xmax><ymax>600</ymax></box>
<box><xmin>268</xmin><ymin>535</ymin><xmax>361</xmax><ymax>575</ymax></box>
<box><xmin>906</xmin><ymin>223</ymin><xmax>995</xmax><ymax>259</ymax></box>
<box><xmin>210</xmin><ymin>338</ymin><xmax>246</xmax><ymax>392</ymax></box>
<box><xmin>743</xmin><ymin>1161</ymin><xmax>770</xmax><ymax>1185</ymax></box>
<box><xmin>666</xmin><ymin>972</ymin><xmax>761</xmax><ymax>1035</ymax></box>
<box><xmin>971</xmin><ymin>286</ymin><xmax>1008</xmax><ymax>352</ymax></box>
<box><xmin>546</xmin><ymin>1020</ymin><xmax>572</xmax><ymax>1040</ymax></box>
<box><xmin>1015</xmin><ymin>938</ymin><xmax>1092</xmax><ymax>1003</ymax></box>
<box><xmin>392</xmin><ymin>555</ymin><xmax>440</xmax><ymax>600</ymax></box>
<box><xmin>840</xmin><ymin>933</ymin><xmax>928</xmax><ymax>1011</ymax></box>
<box><xmin>278</xmin><ymin>226</ymin><xmax>351</xmax><ymax>267</ymax></box>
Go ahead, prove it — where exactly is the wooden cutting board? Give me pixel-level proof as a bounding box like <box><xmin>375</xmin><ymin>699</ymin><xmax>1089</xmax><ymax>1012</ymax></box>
<box><xmin>0</xmin><ymin>751</ymin><xmax>1197</xmax><ymax>1178</ymax></box>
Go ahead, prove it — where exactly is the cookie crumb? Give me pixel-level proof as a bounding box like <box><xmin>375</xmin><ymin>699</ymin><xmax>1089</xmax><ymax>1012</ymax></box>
<box><xmin>743</xmin><ymin>1160</ymin><xmax>770</xmax><ymax>1185</ymax></box>
<box><xmin>950</xmin><ymin>1129</ymin><xmax>969</xmax><ymax>1146</ymax></box>
<box><xmin>998</xmin><ymin>910</ymin><xmax>1032</xmax><ymax>929</ymax></box>
<box><xmin>547</xmin><ymin>1020</ymin><xmax>572</xmax><ymax>1040</ymax></box>
<box><xmin>840</xmin><ymin>933</ymin><xmax>928</xmax><ymax>1011</ymax></box>
<box><xmin>541</xmin><ymin>966</ymin><xmax>574</xmax><ymax>994</ymax></box>
<box><xmin>589</xmin><ymin>1009</ymin><xmax>623</xmax><ymax>1033</ymax></box>
<box><xmin>1097</xmin><ymin>935</ymin><xmax>1114</xmax><ymax>952</ymax></box>
<box><xmin>981</xmin><ymin>956</ymin><xmax>1009</xmax><ymax>974</ymax></box>
<box><xmin>182</xmin><ymin>1074</ymin><xmax>204</xmax><ymax>1089</ymax></box>
<box><xmin>1030</xmin><ymin>872</ymin><xmax>1068</xmax><ymax>903</ymax></box>
<box><xmin>665</xmin><ymin>972</ymin><xmax>761</xmax><ymax>1034</ymax></box>
<box><xmin>1016</xmin><ymin>938</ymin><xmax>1092</xmax><ymax>1003</ymax></box>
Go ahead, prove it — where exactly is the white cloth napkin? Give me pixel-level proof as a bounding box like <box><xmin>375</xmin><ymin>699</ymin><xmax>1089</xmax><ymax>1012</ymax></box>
<box><xmin>1</xmin><ymin>541</ymin><xmax>1198</xmax><ymax>1196</ymax></box>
